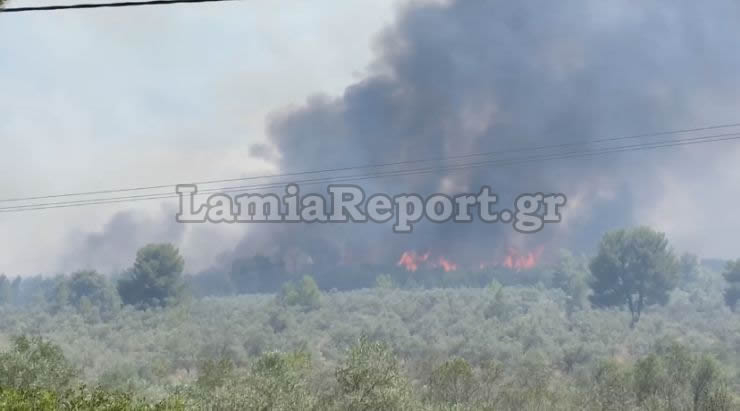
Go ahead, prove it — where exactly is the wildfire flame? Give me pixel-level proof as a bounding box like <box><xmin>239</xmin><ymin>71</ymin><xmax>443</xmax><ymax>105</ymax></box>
<box><xmin>397</xmin><ymin>251</ymin><xmax>429</xmax><ymax>272</ymax></box>
<box><xmin>435</xmin><ymin>256</ymin><xmax>457</xmax><ymax>272</ymax></box>
<box><xmin>397</xmin><ymin>251</ymin><xmax>457</xmax><ymax>272</ymax></box>
<box><xmin>398</xmin><ymin>246</ymin><xmax>542</xmax><ymax>272</ymax></box>
<box><xmin>475</xmin><ymin>246</ymin><xmax>544</xmax><ymax>271</ymax></box>
<box><xmin>501</xmin><ymin>246</ymin><xmax>543</xmax><ymax>271</ymax></box>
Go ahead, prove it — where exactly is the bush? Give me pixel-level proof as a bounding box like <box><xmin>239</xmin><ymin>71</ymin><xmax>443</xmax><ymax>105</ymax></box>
<box><xmin>333</xmin><ymin>336</ymin><xmax>413</xmax><ymax>411</ymax></box>
<box><xmin>0</xmin><ymin>336</ymin><xmax>78</xmax><ymax>393</ymax></box>
<box><xmin>426</xmin><ymin>357</ymin><xmax>476</xmax><ymax>406</ymax></box>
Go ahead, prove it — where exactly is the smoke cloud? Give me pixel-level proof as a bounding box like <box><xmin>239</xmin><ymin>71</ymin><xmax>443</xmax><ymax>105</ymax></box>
<box><xmin>231</xmin><ymin>0</ymin><xmax>740</xmax><ymax>269</ymax></box>
<box><xmin>58</xmin><ymin>207</ymin><xmax>186</xmax><ymax>275</ymax></box>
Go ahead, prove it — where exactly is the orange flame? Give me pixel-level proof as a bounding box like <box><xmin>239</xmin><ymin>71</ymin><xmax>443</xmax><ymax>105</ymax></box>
<box><xmin>398</xmin><ymin>247</ymin><xmax>541</xmax><ymax>273</ymax></box>
<box><xmin>397</xmin><ymin>251</ymin><xmax>456</xmax><ymax>272</ymax></box>
<box><xmin>475</xmin><ymin>246</ymin><xmax>544</xmax><ymax>271</ymax></box>
<box><xmin>397</xmin><ymin>251</ymin><xmax>429</xmax><ymax>272</ymax></box>
<box><xmin>434</xmin><ymin>256</ymin><xmax>458</xmax><ymax>272</ymax></box>
<box><xmin>501</xmin><ymin>246</ymin><xmax>543</xmax><ymax>270</ymax></box>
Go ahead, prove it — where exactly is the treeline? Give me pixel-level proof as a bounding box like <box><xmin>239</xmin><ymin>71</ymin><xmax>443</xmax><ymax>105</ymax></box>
<box><xmin>0</xmin><ymin>243</ymin><xmax>185</xmax><ymax>317</ymax></box>
<box><xmin>2</xmin><ymin>226</ymin><xmax>740</xmax><ymax>329</ymax></box>
<box><xmin>187</xmin><ymin>226</ymin><xmax>740</xmax><ymax>328</ymax></box>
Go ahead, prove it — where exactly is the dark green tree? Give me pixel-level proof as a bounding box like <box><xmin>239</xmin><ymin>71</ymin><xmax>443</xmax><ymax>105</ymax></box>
<box><xmin>589</xmin><ymin>227</ymin><xmax>679</xmax><ymax>327</ymax></box>
<box><xmin>117</xmin><ymin>243</ymin><xmax>185</xmax><ymax>308</ymax></box>
<box><xmin>721</xmin><ymin>259</ymin><xmax>740</xmax><ymax>310</ymax></box>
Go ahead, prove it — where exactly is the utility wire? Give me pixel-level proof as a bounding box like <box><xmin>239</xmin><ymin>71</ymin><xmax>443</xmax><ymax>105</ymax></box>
<box><xmin>0</xmin><ymin>0</ymin><xmax>238</xmax><ymax>13</ymax></box>
<box><xmin>4</xmin><ymin>131</ymin><xmax>738</xmax><ymax>210</ymax></box>
<box><xmin>2</xmin><ymin>122</ymin><xmax>740</xmax><ymax>204</ymax></box>
<box><xmin>2</xmin><ymin>131</ymin><xmax>738</xmax><ymax>213</ymax></box>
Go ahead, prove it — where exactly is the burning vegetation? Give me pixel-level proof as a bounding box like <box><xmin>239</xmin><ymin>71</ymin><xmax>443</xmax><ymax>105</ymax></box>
<box><xmin>397</xmin><ymin>246</ymin><xmax>543</xmax><ymax>273</ymax></box>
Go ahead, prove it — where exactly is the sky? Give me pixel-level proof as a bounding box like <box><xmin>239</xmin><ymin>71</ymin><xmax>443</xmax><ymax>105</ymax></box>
<box><xmin>2</xmin><ymin>0</ymin><xmax>740</xmax><ymax>276</ymax></box>
<box><xmin>0</xmin><ymin>0</ymin><xmax>400</xmax><ymax>275</ymax></box>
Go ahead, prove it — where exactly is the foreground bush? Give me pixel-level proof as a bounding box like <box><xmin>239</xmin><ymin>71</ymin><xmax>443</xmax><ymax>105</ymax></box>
<box><xmin>0</xmin><ymin>281</ymin><xmax>737</xmax><ymax>410</ymax></box>
<box><xmin>0</xmin><ymin>386</ymin><xmax>184</xmax><ymax>411</ymax></box>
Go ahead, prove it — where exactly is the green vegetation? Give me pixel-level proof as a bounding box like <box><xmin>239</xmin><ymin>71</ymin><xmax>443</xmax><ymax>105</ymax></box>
<box><xmin>722</xmin><ymin>259</ymin><xmax>740</xmax><ymax>311</ymax></box>
<box><xmin>53</xmin><ymin>270</ymin><xmax>121</xmax><ymax>321</ymax></box>
<box><xmin>552</xmin><ymin>249</ymin><xmax>591</xmax><ymax>313</ymax></box>
<box><xmin>0</xmin><ymin>283</ymin><xmax>737</xmax><ymax>410</ymax></box>
<box><xmin>375</xmin><ymin>273</ymin><xmax>396</xmax><ymax>289</ymax></box>
<box><xmin>333</xmin><ymin>336</ymin><xmax>412</xmax><ymax>410</ymax></box>
<box><xmin>0</xmin><ymin>335</ymin><xmax>77</xmax><ymax>392</ymax></box>
<box><xmin>276</xmin><ymin>275</ymin><xmax>321</xmax><ymax>311</ymax></box>
<box><xmin>117</xmin><ymin>243</ymin><xmax>186</xmax><ymax>308</ymax></box>
<box><xmin>0</xmin><ymin>227</ymin><xmax>739</xmax><ymax>409</ymax></box>
<box><xmin>590</xmin><ymin>227</ymin><xmax>679</xmax><ymax>327</ymax></box>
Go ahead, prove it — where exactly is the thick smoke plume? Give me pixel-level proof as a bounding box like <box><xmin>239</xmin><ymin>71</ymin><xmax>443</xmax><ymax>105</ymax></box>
<box><xmin>233</xmin><ymin>0</ymin><xmax>740</xmax><ymax>270</ymax></box>
<box><xmin>228</xmin><ymin>0</ymin><xmax>740</xmax><ymax>271</ymax></box>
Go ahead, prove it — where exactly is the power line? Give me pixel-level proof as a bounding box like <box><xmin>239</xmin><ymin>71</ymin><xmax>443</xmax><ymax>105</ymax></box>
<box><xmin>2</xmin><ymin>122</ymin><xmax>740</xmax><ymax>203</ymax></box>
<box><xmin>0</xmin><ymin>0</ymin><xmax>238</xmax><ymax>13</ymax></box>
<box><xmin>4</xmin><ymin>130</ymin><xmax>739</xmax><ymax>210</ymax></box>
<box><xmin>2</xmin><ymin>131</ymin><xmax>738</xmax><ymax>213</ymax></box>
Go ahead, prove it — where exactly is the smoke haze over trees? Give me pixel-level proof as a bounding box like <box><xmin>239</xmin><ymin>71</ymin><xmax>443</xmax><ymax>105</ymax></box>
<box><xmin>3</xmin><ymin>0</ymin><xmax>740</xmax><ymax>409</ymax></box>
<box><xmin>4</xmin><ymin>0</ymin><xmax>738</xmax><ymax>277</ymax></box>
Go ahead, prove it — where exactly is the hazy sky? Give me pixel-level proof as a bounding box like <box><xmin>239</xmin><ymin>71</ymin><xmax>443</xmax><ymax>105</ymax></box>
<box><xmin>2</xmin><ymin>0</ymin><xmax>740</xmax><ymax>276</ymax></box>
<box><xmin>0</xmin><ymin>0</ymin><xmax>399</xmax><ymax>275</ymax></box>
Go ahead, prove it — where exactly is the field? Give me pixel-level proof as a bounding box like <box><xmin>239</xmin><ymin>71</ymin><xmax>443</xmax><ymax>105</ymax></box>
<box><xmin>0</xmin><ymin>257</ymin><xmax>737</xmax><ymax>410</ymax></box>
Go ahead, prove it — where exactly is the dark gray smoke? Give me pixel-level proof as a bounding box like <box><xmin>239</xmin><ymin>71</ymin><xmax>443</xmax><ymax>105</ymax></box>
<box><xmin>236</xmin><ymin>0</ymin><xmax>740</xmax><ymax>269</ymax></box>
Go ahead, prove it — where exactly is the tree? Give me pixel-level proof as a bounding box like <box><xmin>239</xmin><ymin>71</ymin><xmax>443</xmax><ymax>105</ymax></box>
<box><xmin>552</xmin><ymin>249</ymin><xmax>591</xmax><ymax>312</ymax></box>
<box><xmin>117</xmin><ymin>243</ymin><xmax>185</xmax><ymax>308</ymax></box>
<box><xmin>721</xmin><ymin>259</ymin><xmax>740</xmax><ymax>310</ymax></box>
<box><xmin>276</xmin><ymin>275</ymin><xmax>321</xmax><ymax>311</ymax></box>
<box><xmin>589</xmin><ymin>227</ymin><xmax>679</xmax><ymax>328</ymax></box>
<box><xmin>53</xmin><ymin>270</ymin><xmax>120</xmax><ymax>320</ymax></box>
